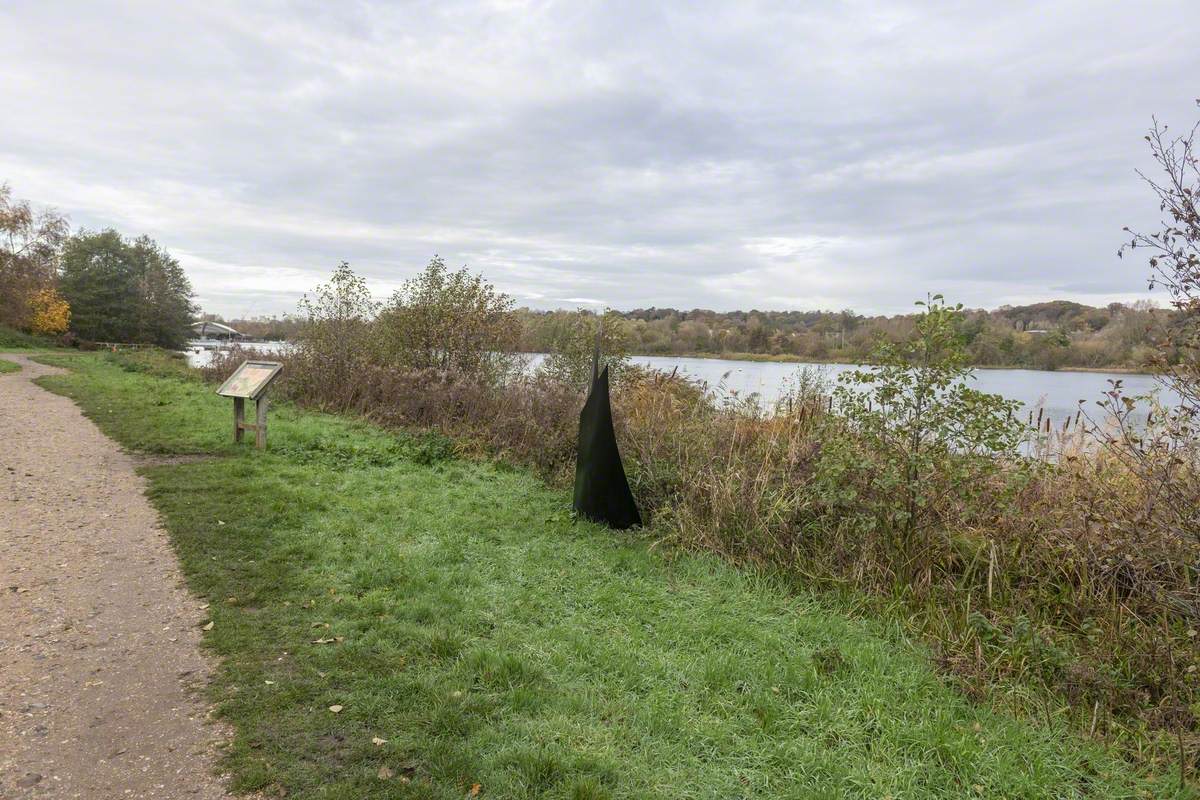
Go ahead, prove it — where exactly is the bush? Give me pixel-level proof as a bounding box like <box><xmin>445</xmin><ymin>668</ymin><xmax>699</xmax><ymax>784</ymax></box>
<box><xmin>536</xmin><ymin>309</ymin><xmax>633</xmax><ymax>388</ymax></box>
<box><xmin>291</xmin><ymin>262</ymin><xmax>378</xmax><ymax>409</ymax></box>
<box><xmin>374</xmin><ymin>256</ymin><xmax>521</xmax><ymax>384</ymax></box>
<box><xmin>819</xmin><ymin>295</ymin><xmax>1028</xmax><ymax>579</ymax></box>
<box><xmin>28</xmin><ymin>287</ymin><xmax>70</xmax><ymax>335</ymax></box>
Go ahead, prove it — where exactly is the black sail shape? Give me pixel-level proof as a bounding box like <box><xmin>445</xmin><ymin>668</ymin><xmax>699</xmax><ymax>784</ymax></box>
<box><xmin>572</xmin><ymin>365</ymin><xmax>641</xmax><ymax>529</ymax></box>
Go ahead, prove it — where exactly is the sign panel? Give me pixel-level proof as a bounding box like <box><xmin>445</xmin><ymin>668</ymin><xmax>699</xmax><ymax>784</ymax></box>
<box><xmin>216</xmin><ymin>360</ymin><xmax>282</xmax><ymax>399</ymax></box>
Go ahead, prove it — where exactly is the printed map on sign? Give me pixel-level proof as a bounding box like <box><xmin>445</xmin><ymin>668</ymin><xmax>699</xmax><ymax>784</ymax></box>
<box><xmin>216</xmin><ymin>361</ymin><xmax>282</xmax><ymax>399</ymax></box>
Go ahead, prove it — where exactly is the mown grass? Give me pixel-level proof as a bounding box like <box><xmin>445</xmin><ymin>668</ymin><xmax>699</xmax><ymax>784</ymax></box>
<box><xmin>33</xmin><ymin>353</ymin><xmax>1189</xmax><ymax>799</ymax></box>
<box><xmin>0</xmin><ymin>357</ymin><xmax>20</xmax><ymax>373</ymax></box>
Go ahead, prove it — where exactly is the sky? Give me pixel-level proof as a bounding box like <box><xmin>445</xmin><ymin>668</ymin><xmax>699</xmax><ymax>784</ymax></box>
<box><xmin>2</xmin><ymin>1</ymin><xmax>1199</xmax><ymax>319</ymax></box>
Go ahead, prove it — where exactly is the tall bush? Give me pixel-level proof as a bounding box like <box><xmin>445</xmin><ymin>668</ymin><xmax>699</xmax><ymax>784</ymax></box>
<box><xmin>293</xmin><ymin>261</ymin><xmax>378</xmax><ymax>408</ymax></box>
<box><xmin>819</xmin><ymin>295</ymin><xmax>1027</xmax><ymax>578</ymax></box>
<box><xmin>538</xmin><ymin>309</ymin><xmax>633</xmax><ymax>388</ymax></box>
<box><xmin>375</xmin><ymin>256</ymin><xmax>520</xmax><ymax>382</ymax></box>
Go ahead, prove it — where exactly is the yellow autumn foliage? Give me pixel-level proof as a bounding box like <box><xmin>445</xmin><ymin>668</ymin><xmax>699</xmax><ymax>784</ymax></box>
<box><xmin>29</xmin><ymin>287</ymin><xmax>70</xmax><ymax>336</ymax></box>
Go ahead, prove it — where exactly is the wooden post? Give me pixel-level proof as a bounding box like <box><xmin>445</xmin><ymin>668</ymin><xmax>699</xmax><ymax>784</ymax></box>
<box><xmin>255</xmin><ymin>396</ymin><xmax>268</xmax><ymax>449</ymax></box>
<box><xmin>234</xmin><ymin>397</ymin><xmax>245</xmax><ymax>443</ymax></box>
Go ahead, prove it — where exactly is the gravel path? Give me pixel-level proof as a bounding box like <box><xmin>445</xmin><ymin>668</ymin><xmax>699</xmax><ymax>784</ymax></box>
<box><xmin>0</xmin><ymin>354</ymin><xmax>234</xmax><ymax>799</ymax></box>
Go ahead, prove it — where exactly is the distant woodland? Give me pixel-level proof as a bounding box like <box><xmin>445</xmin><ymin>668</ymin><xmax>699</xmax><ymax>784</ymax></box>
<box><xmin>208</xmin><ymin>298</ymin><xmax>1176</xmax><ymax>371</ymax></box>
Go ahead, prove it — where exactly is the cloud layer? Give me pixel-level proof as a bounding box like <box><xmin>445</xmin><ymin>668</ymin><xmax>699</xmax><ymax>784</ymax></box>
<box><xmin>3</xmin><ymin>1</ymin><xmax>1198</xmax><ymax>317</ymax></box>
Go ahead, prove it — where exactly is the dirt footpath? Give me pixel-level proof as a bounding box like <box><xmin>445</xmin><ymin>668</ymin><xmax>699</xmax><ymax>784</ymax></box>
<box><xmin>0</xmin><ymin>355</ymin><xmax>232</xmax><ymax>799</ymax></box>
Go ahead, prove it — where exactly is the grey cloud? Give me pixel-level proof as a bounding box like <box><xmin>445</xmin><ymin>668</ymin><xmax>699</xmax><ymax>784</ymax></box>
<box><xmin>1</xmin><ymin>0</ymin><xmax>1197</xmax><ymax>317</ymax></box>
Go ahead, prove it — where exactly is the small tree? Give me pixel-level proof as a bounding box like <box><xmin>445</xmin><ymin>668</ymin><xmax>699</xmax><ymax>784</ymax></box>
<box><xmin>0</xmin><ymin>183</ymin><xmax>68</xmax><ymax>330</ymax></box>
<box><xmin>823</xmin><ymin>295</ymin><xmax>1026</xmax><ymax>572</ymax></box>
<box><xmin>1105</xmin><ymin>102</ymin><xmax>1200</xmax><ymax>547</ymax></box>
<box><xmin>28</xmin><ymin>287</ymin><xmax>70</xmax><ymax>335</ymax></box>
<box><xmin>538</xmin><ymin>309</ymin><xmax>633</xmax><ymax>389</ymax></box>
<box><xmin>295</xmin><ymin>261</ymin><xmax>379</xmax><ymax>405</ymax></box>
<box><xmin>1120</xmin><ymin>100</ymin><xmax>1200</xmax><ymax>413</ymax></box>
<box><xmin>375</xmin><ymin>256</ymin><xmax>520</xmax><ymax>382</ymax></box>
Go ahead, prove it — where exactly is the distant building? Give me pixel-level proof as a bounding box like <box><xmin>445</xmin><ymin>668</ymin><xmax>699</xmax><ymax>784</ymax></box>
<box><xmin>190</xmin><ymin>320</ymin><xmax>242</xmax><ymax>341</ymax></box>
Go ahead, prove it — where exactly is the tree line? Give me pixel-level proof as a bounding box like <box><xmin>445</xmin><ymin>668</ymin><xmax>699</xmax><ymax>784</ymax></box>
<box><xmin>209</xmin><ymin>296</ymin><xmax>1177</xmax><ymax>372</ymax></box>
<box><xmin>517</xmin><ymin>300</ymin><xmax>1176</xmax><ymax>370</ymax></box>
<box><xmin>0</xmin><ymin>183</ymin><xmax>195</xmax><ymax>348</ymax></box>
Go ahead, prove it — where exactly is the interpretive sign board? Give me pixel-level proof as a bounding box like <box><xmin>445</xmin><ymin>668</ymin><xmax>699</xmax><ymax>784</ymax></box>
<box><xmin>216</xmin><ymin>361</ymin><xmax>282</xmax><ymax>399</ymax></box>
<box><xmin>216</xmin><ymin>360</ymin><xmax>282</xmax><ymax>449</ymax></box>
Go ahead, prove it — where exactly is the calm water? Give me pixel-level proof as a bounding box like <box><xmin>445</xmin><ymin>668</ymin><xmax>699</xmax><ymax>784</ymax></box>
<box><xmin>626</xmin><ymin>355</ymin><xmax>1178</xmax><ymax>426</ymax></box>
<box><xmin>187</xmin><ymin>344</ymin><xmax>1177</xmax><ymax>426</ymax></box>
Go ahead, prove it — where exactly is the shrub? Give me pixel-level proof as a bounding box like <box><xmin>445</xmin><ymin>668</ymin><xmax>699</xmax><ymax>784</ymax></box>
<box><xmin>29</xmin><ymin>287</ymin><xmax>70</xmax><ymax>335</ymax></box>
<box><xmin>818</xmin><ymin>295</ymin><xmax>1028</xmax><ymax>579</ymax></box>
<box><xmin>374</xmin><ymin>256</ymin><xmax>521</xmax><ymax>383</ymax></box>
<box><xmin>292</xmin><ymin>261</ymin><xmax>378</xmax><ymax>409</ymax></box>
<box><xmin>537</xmin><ymin>309</ymin><xmax>633</xmax><ymax>388</ymax></box>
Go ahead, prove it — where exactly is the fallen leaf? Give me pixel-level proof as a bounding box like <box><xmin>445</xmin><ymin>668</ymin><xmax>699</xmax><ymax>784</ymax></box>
<box><xmin>378</xmin><ymin>765</ymin><xmax>394</xmax><ymax>780</ymax></box>
<box><xmin>372</xmin><ymin>737</ymin><xmax>387</xmax><ymax>746</ymax></box>
<box><xmin>265</xmin><ymin>680</ymin><xmax>275</xmax><ymax>685</ymax></box>
<box><xmin>202</xmin><ymin>621</ymin><xmax>214</xmax><ymax>631</ymax></box>
<box><xmin>311</xmin><ymin>637</ymin><xmax>334</xmax><ymax>645</ymax></box>
<box><xmin>328</xmin><ymin>704</ymin><xmax>343</xmax><ymax>713</ymax></box>
<box><xmin>317</xmin><ymin>671</ymin><xmax>328</xmax><ymax>678</ymax></box>
<box><xmin>470</xmin><ymin>783</ymin><xmax>481</xmax><ymax>796</ymax></box>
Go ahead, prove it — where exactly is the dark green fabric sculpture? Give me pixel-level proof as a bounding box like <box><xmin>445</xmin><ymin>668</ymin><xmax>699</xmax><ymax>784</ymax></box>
<box><xmin>573</xmin><ymin>351</ymin><xmax>641</xmax><ymax>530</ymax></box>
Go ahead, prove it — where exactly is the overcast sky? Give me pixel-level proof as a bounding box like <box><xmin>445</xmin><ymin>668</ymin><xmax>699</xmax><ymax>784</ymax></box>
<box><xmin>2</xmin><ymin>1</ymin><xmax>1198</xmax><ymax>318</ymax></box>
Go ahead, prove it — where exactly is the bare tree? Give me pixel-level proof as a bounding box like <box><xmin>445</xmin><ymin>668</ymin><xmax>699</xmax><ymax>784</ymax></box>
<box><xmin>1121</xmin><ymin>100</ymin><xmax>1200</xmax><ymax>411</ymax></box>
<box><xmin>1107</xmin><ymin>102</ymin><xmax>1200</xmax><ymax>557</ymax></box>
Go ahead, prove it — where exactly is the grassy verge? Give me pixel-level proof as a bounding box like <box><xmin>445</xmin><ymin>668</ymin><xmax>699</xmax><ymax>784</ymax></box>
<box><xmin>0</xmin><ymin>324</ymin><xmax>60</xmax><ymax>350</ymax></box>
<box><xmin>33</xmin><ymin>353</ymin><xmax>1186</xmax><ymax>799</ymax></box>
<box><xmin>0</xmin><ymin>357</ymin><xmax>20</xmax><ymax>373</ymax></box>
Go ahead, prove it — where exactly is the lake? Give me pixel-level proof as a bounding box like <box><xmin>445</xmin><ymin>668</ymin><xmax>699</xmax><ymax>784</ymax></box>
<box><xmin>627</xmin><ymin>355</ymin><xmax>1176</xmax><ymax>426</ymax></box>
<box><xmin>187</xmin><ymin>344</ymin><xmax>1176</xmax><ymax>426</ymax></box>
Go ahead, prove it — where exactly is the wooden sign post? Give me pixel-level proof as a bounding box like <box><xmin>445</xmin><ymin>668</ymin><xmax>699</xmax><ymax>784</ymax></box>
<box><xmin>216</xmin><ymin>361</ymin><xmax>283</xmax><ymax>450</ymax></box>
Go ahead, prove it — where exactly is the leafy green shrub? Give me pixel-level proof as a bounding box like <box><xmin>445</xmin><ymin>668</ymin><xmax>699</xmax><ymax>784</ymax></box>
<box><xmin>817</xmin><ymin>295</ymin><xmax>1028</xmax><ymax>575</ymax></box>
<box><xmin>537</xmin><ymin>309</ymin><xmax>633</xmax><ymax>389</ymax></box>
<box><xmin>374</xmin><ymin>256</ymin><xmax>521</xmax><ymax>384</ymax></box>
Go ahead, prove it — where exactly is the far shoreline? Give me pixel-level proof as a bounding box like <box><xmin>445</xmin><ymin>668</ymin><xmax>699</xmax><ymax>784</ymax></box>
<box><xmin>214</xmin><ymin>341</ymin><xmax>1159</xmax><ymax>377</ymax></box>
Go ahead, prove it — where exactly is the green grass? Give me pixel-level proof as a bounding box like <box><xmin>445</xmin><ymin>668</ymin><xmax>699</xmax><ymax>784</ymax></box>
<box><xmin>0</xmin><ymin>324</ymin><xmax>59</xmax><ymax>350</ymax></box>
<box><xmin>33</xmin><ymin>353</ymin><xmax>1187</xmax><ymax>799</ymax></box>
<box><xmin>0</xmin><ymin>357</ymin><xmax>19</xmax><ymax>373</ymax></box>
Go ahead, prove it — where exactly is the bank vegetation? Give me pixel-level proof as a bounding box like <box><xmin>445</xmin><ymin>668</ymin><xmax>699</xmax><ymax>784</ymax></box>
<box><xmin>196</xmin><ymin>111</ymin><xmax>1199</xmax><ymax>783</ymax></box>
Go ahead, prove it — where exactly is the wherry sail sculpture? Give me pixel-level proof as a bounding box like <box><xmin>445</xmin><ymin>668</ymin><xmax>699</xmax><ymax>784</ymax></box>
<box><xmin>572</xmin><ymin>324</ymin><xmax>641</xmax><ymax>529</ymax></box>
